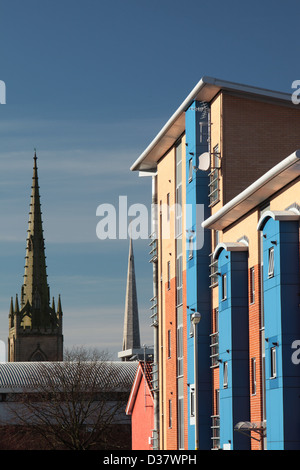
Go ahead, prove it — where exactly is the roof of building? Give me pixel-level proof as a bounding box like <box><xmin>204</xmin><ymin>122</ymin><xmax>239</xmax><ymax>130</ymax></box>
<box><xmin>0</xmin><ymin>361</ymin><xmax>138</xmax><ymax>392</ymax></box>
<box><xmin>130</xmin><ymin>76</ymin><xmax>294</xmax><ymax>173</ymax></box>
<box><xmin>202</xmin><ymin>150</ymin><xmax>300</xmax><ymax>231</ymax></box>
<box><xmin>125</xmin><ymin>361</ymin><xmax>154</xmax><ymax>415</ymax></box>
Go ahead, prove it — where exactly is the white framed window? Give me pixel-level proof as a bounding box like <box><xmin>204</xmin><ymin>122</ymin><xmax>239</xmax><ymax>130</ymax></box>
<box><xmin>188</xmin><ymin>235</ymin><xmax>194</xmax><ymax>259</ymax></box>
<box><xmin>190</xmin><ymin>384</ymin><xmax>195</xmax><ymax>424</ymax></box>
<box><xmin>167</xmin><ymin>193</ymin><xmax>170</xmax><ymax>221</ymax></box>
<box><xmin>167</xmin><ymin>261</ymin><xmax>171</xmax><ymax>290</ymax></box>
<box><xmin>268</xmin><ymin>247</ymin><xmax>274</xmax><ymax>278</ymax></box>
<box><xmin>223</xmin><ymin>361</ymin><xmax>228</xmax><ymax>388</ymax></box>
<box><xmin>188</xmin><ymin>158</ymin><xmax>193</xmax><ymax>182</ymax></box>
<box><xmin>168</xmin><ymin>399</ymin><xmax>172</xmax><ymax>428</ymax></box>
<box><xmin>270</xmin><ymin>347</ymin><xmax>277</xmax><ymax>378</ymax></box>
<box><xmin>250</xmin><ymin>267</ymin><xmax>255</xmax><ymax>304</ymax></box>
<box><xmin>221</xmin><ymin>274</ymin><xmax>227</xmax><ymax>300</ymax></box>
<box><xmin>251</xmin><ymin>357</ymin><xmax>256</xmax><ymax>395</ymax></box>
<box><xmin>168</xmin><ymin>329</ymin><xmax>171</xmax><ymax>358</ymax></box>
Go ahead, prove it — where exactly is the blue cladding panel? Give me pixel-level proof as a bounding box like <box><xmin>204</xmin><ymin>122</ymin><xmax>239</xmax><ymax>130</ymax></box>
<box><xmin>218</xmin><ymin>248</ymin><xmax>250</xmax><ymax>450</ymax></box>
<box><xmin>262</xmin><ymin>216</ymin><xmax>300</xmax><ymax>449</ymax></box>
<box><xmin>185</xmin><ymin>101</ymin><xmax>211</xmax><ymax>450</ymax></box>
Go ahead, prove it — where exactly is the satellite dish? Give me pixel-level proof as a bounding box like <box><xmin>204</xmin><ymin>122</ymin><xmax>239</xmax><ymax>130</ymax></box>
<box><xmin>198</xmin><ymin>152</ymin><xmax>210</xmax><ymax>171</ymax></box>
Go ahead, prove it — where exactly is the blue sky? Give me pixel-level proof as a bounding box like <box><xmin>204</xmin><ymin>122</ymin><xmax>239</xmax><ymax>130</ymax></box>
<box><xmin>0</xmin><ymin>0</ymin><xmax>299</xmax><ymax>359</ymax></box>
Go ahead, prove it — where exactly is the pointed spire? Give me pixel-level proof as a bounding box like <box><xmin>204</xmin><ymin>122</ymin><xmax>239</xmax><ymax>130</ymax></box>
<box><xmin>9</xmin><ymin>297</ymin><xmax>14</xmax><ymax>316</ymax></box>
<box><xmin>57</xmin><ymin>294</ymin><xmax>62</xmax><ymax>315</ymax></box>
<box><xmin>14</xmin><ymin>294</ymin><xmax>19</xmax><ymax>314</ymax></box>
<box><xmin>121</xmin><ymin>237</ymin><xmax>141</xmax><ymax>356</ymax></box>
<box><xmin>21</xmin><ymin>152</ymin><xmax>51</xmax><ymax>328</ymax></box>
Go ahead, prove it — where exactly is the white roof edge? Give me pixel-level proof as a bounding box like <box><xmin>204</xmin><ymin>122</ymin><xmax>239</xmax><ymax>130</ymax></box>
<box><xmin>130</xmin><ymin>77</ymin><xmax>206</xmax><ymax>171</ymax></box>
<box><xmin>257</xmin><ymin>210</ymin><xmax>300</xmax><ymax>231</ymax></box>
<box><xmin>213</xmin><ymin>242</ymin><xmax>248</xmax><ymax>260</ymax></box>
<box><xmin>202</xmin><ymin>150</ymin><xmax>300</xmax><ymax>230</ymax></box>
<box><xmin>130</xmin><ymin>76</ymin><xmax>293</xmax><ymax>172</ymax></box>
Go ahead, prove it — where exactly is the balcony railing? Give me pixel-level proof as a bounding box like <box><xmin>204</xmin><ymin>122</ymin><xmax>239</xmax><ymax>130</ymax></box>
<box><xmin>209</xmin><ymin>253</ymin><xmax>218</xmax><ymax>288</ymax></box>
<box><xmin>210</xmin><ymin>331</ymin><xmax>219</xmax><ymax>368</ymax></box>
<box><xmin>211</xmin><ymin>415</ymin><xmax>220</xmax><ymax>449</ymax></box>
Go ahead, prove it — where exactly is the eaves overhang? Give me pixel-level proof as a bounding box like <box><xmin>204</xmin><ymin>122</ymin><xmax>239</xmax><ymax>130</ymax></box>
<box><xmin>202</xmin><ymin>150</ymin><xmax>300</xmax><ymax>231</ymax></box>
<box><xmin>130</xmin><ymin>76</ymin><xmax>293</xmax><ymax>173</ymax></box>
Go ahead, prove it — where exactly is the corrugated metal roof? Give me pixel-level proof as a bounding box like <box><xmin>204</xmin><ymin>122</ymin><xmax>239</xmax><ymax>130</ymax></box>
<box><xmin>0</xmin><ymin>361</ymin><xmax>138</xmax><ymax>391</ymax></box>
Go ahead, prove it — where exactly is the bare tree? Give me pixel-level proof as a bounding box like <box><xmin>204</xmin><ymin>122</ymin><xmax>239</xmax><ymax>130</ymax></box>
<box><xmin>8</xmin><ymin>347</ymin><xmax>135</xmax><ymax>450</ymax></box>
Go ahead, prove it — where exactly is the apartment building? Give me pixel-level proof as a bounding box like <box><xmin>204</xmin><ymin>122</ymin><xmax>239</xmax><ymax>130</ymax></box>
<box><xmin>130</xmin><ymin>76</ymin><xmax>300</xmax><ymax>449</ymax></box>
<box><xmin>203</xmin><ymin>150</ymin><xmax>300</xmax><ymax>450</ymax></box>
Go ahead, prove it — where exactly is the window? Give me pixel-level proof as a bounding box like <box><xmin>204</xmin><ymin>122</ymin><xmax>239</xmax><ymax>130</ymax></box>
<box><xmin>168</xmin><ymin>330</ymin><xmax>171</xmax><ymax>358</ymax></box>
<box><xmin>188</xmin><ymin>235</ymin><xmax>194</xmax><ymax>259</ymax></box>
<box><xmin>268</xmin><ymin>247</ymin><xmax>274</xmax><ymax>278</ymax></box>
<box><xmin>175</xmin><ymin>185</ymin><xmax>182</xmax><ymax>237</ymax></box>
<box><xmin>177</xmin><ymin>326</ymin><xmax>183</xmax><ymax>377</ymax></box>
<box><xmin>215</xmin><ymin>389</ymin><xmax>220</xmax><ymax>416</ymax></box>
<box><xmin>251</xmin><ymin>358</ymin><xmax>256</xmax><ymax>395</ymax></box>
<box><xmin>250</xmin><ymin>267</ymin><xmax>255</xmax><ymax>304</ymax></box>
<box><xmin>223</xmin><ymin>361</ymin><xmax>228</xmax><ymax>388</ymax></box>
<box><xmin>270</xmin><ymin>347</ymin><xmax>277</xmax><ymax>378</ymax></box>
<box><xmin>177</xmin><ymin>396</ymin><xmax>184</xmax><ymax>449</ymax></box>
<box><xmin>190</xmin><ymin>385</ymin><xmax>195</xmax><ymax>417</ymax></box>
<box><xmin>188</xmin><ymin>158</ymin><xmax>193</xmax><ymax>182</ymax></box>
<box><xmin>176</xmin><ymin>254</ymin><xmax>183</xmax><ymax>306</ymax></box>
<box><xmin>168</xmin><ymin>400</ymin><xmax>172</xmax><ymax>428</ymax></box>
<box><xmin>221</xmin><ymin>274</ymin><xmax>227</xmax><ymax>300</ymax></box>
<box><xmin>167</xmin><ymin>261</ymin><xmax>171</xmax><ymax>290</ymax></box>
<box><xmin>167</xmin><ymin>193</ymin><xmax>170</xmax><ymax>221</ymax></box>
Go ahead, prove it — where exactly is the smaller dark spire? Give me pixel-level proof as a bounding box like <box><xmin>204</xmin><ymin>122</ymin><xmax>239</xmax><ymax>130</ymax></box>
<box><xmin>57</xmin><ymin>294</ymin><xmax>62</xmax><ymax>315</ymax></box>
<box><xmin>9</xmin><ymin>297</ymin><xmax>14</xmax><ymax>316</ymax></box>
<box><xmin>14</xmin><ymin>294</ymin><xmax>19</xmax><ymax>314</ymax></box>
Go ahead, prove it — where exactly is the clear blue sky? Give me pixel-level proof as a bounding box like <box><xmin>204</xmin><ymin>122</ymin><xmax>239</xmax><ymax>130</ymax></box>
<box><xmin>0</xmin><ymin>0</ymin><xmax>299</xmax><ymax>359</ymax></box>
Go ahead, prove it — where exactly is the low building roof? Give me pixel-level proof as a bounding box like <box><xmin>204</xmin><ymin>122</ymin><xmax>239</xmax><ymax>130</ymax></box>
<box><xmin>0</xmin><ymin>361</ymin><xmax>138</xmax><ymax>392</ymax></box>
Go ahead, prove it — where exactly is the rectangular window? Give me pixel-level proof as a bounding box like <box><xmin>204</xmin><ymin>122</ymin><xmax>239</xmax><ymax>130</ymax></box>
<box><xmin>177</xmin><ymin>326</ymin><xmax>183</xmax><ymax>377</ymax></box>
<box><xmin>167</xmin><ymin>261</ymin><xmax>171</xmax><ymax>290</ymax></box>
<box><xmin>271</xmin><ymin>347</ymin><xmax>277</xmax><ymax>378</ymax></box>
<box><xmin>188</xmin><ymin>158</ymin><xmax>193</xmax><ymax>182</ymax></box>
<box><xmin>168</xmin><ymin>399</ymin><xmax>172</xmax><ymax>428</ymax></box>
<box><xmin>223</xmin><ymin>361</ymin><xmax>228</xmax><ymax>388</ymax></box>
<box><xmin>251</xmin><ymin>357</ymin><xmax>256</xmax><ymax>395</ymax></box>
<box><xmin>176</xmin><ymin>254</ymin><xmax>183</xmax><ymax>306</ymax></box>
<box><xmin>167</xmin><ymin>193</ymin><xmax>170</xmax><ymax>221</ymax></box>
<box><xmin>168</xmin><ymin>330</ymin><xmax>171</xmax><ymax>358</ymax></box>
<box><xmin>221</xmin><ymin>274</ymin><xmax>227</xmax><ymax>300</ymax></box>
<box><xmin>215</xmin><ymin>389</ymin><xmax>220</xmax><ymax>416</ymax></box>
<box><xmin>175</xmin><ymin>185</ymin><xmax>182</xmax><ymax>237</ymax></box>
<box><xmin>250</xmin><ymin>267</ymin><xmax>255</xmax><ymax>304</ymax></box>
<box><xmin>268</xmin><ymin>247</ymin><xmax>274</xmax><ymax>278</ymax></box>
<box><xmin>190</xmin><ymin>385</ymin><xmax>195</xmax><ymax>417</ymax></box>
<box><xmin>177</xmin><ymin>396</ymin><xmax>184</xmax><ymax>449</ymax></box>
<box><xmin>188</xmin><ymin>235</ymin><xmax>194</xmax><ymax>260</ymax></box>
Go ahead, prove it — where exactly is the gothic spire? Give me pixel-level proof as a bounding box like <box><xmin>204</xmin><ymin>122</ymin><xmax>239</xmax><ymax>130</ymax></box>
<box><xmin>21</xmin><ymin>152</ymin><xmax>51</xmax><ymax>328</ymax></box>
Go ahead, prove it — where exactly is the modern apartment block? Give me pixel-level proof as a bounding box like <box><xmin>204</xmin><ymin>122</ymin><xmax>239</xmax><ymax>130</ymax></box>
<box><xmin>130</xmin><ymin>77</ymin><xmax>300</xmax><ymax>450</ymax></box>
<box><xmin>203</xmin><ymin>150</ymin><xmax>300</xmax><ymax>450</ymax></box>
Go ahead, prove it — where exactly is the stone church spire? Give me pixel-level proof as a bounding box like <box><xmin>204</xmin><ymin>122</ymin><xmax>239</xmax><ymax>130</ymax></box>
<box><xmin>8</xmin><ymin>152</ymin><xmax>63</xmax><ymax>362</ymax></box>
<box><xmin>21</xmin><ymin>151</ymin><xmax>51</xmax><ymax>328</ymax></box>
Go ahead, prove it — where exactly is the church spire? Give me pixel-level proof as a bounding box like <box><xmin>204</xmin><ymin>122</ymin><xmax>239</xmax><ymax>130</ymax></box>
<box><xmin>118</xmin><ymin>237</ymin><xmax>142</xmax><ymax>361</ymax></box>
<box><xmin>21</xmin><ymin>152</ymin><xmax>51</xmax><ymax>328</ymax></box>
<box><xmin>8</xmin><ymin>152</ymin><xmax>64</xmax><ymax>362</ymax></box>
